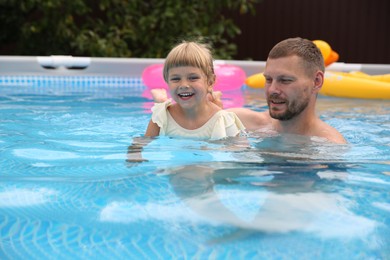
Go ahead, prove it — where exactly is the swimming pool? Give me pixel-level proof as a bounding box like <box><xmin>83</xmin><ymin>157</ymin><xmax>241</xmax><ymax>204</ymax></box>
<box><xmin>1</xmin><ymin>57</ymin><xmax>390</xmax><ymax>259</ymax></box>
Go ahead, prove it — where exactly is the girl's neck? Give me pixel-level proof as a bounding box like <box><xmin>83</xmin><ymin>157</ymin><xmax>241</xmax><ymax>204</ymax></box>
<box><xmin>171</xmin><ymin>102</ymin><xmax>220</xmax><ymax>129</ymax></box>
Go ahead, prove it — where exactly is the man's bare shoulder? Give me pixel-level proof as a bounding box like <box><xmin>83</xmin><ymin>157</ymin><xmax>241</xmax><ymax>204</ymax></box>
<box><xmin>315</xmin><ymin>120</ymin><xmax>347</xmax><ymax>144</ymax></box>
<box><xmin>227</xmin><ymin>108</ymin><xmax>271</xmax><ymax>131</ymax></box>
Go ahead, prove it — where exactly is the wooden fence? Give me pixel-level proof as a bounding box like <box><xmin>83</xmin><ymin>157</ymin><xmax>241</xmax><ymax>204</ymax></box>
<box><xmin>227</xmin><ymin>0</ymin><xmax>390</xmax><ymax>64</ymax></box>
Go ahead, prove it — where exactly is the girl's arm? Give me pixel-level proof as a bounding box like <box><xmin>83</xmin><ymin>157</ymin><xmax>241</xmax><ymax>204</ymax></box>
<box><xmin>127</xmin><ymin>120</ymin><xmax>160</xmax><ymax>164</ymax></box>
<box><xmin>127</xmin><ymin>136</ymin><xmax>151</xmax><ymax>163</ymax></box>
<box><xmin>145</xmin><ymin>120</ymin><xmax>160</xmax><ymax>137</ymax></box>
<box><xmin>127</xmin><ymin>114</ymin><xmax>161</xmax><ymax>165</ymax></box>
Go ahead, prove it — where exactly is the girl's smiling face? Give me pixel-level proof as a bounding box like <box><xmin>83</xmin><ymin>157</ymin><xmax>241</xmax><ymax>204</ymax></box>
<box><xmin>167</xmin><ymin>66</ymin><xmax>212</xmax><ymax>110</ymax></box>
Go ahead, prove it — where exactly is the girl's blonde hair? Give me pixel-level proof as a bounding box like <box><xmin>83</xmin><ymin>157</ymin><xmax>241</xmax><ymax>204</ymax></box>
<box><xmin>163</xmin><ymin>41</ymin><xmax>216</xmax><ymax>86</ymax></box>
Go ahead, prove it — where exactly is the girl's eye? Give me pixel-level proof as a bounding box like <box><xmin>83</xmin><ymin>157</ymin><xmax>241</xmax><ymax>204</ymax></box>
<box><xmin>169</xmin><ymin>77</ymin><xmax>180</xmax><ymax>82</ymax></box>
<box><xmin>189</xmin><ymin>75</ymin><xmax>200</xmax><ymax>81</ymax></box>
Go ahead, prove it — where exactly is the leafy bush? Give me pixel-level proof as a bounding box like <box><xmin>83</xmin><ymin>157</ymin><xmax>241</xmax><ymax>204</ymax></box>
<box><xmin>0</xmin><ymin>0</ymin><xmax>258</xmax><ymax>59</ymax></box>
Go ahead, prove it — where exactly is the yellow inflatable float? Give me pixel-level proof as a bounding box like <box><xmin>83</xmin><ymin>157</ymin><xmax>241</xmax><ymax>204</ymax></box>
<box><xmin>246</xmin><ymin>40</ymin><xmax>390</xmax><ymax>99</ymax></box>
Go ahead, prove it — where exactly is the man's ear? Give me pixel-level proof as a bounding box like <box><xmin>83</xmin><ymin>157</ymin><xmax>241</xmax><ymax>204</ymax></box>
<box><xmin>313</xmin><ymin>71</ymin><xmax>324</xmax><ymax>91</ymax></box>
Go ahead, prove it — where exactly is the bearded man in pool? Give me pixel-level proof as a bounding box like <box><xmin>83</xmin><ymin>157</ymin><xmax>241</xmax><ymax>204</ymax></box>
<box><xmin>225</xmin><ymin>37</ymin><xmax>347</xmax><ymax>144</ymax></box>
<box><xmin>151</xmin><ymin>37</ymin><xmax>346</xmax><ymax>144</ymax></box>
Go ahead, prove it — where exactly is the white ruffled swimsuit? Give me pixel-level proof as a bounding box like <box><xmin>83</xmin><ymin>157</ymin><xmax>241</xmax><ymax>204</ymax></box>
<box><xmin>151</xmin><ymin>100</ymin><xmax>246</xmax><ymax>140</ymax></box>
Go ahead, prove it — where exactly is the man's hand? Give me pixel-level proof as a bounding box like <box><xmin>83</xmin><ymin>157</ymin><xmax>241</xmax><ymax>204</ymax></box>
<box><xmin>209</xmin><ymin>91</ymin><xmax>223</xmax><ymax>109</ymax></box>
<box><xmin>150</xmin><ymin>88</ymin><xmax>168</xmax><ymax>103</ymax></box>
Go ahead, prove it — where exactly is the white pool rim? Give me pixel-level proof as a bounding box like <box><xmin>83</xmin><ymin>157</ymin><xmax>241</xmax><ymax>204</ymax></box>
<box><xmin>0</xmin><ymin>56</ymin><xmax>389</xmax><ymax>77</ymax></box>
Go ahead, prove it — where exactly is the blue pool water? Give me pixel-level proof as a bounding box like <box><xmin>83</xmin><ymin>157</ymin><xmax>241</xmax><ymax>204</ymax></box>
<box><xmin>1</xmin><ymin>78</ymin><xmax>390</xmax><ymax>259</ymax></box>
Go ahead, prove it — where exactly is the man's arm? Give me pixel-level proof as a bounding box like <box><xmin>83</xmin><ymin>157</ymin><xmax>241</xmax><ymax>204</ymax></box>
<box><xmin>227</xmin><ymin>107</ymin><xmax>270</xmax><ymax>131</ymax></box>
<box><xmin>149</xmin><ymin>88</ymin><xmax>270</xmax><ymax>132</ymax></box>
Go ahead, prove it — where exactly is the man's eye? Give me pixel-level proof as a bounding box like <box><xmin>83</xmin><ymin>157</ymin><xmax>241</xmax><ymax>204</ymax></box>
<box><xmin>265</xmin><ymin>78</ymin><xmax>272</xmax><ymax>84</ymax></box>
<box><xmin>281</xmin><ymin>79</ymin><xmax>292</xmax><ymax>84</ymax></box>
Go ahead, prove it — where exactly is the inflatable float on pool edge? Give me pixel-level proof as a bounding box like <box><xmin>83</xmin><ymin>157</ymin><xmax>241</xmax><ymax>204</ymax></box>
<box><xmin>142</xmin><ymin>63</ymin><xmax>246</xmax><ymax>92</ymax></box>
<box><xmin>312</xmin><ymin>40</ymin><xmax>339</xmax><ymax>67</ymax></box>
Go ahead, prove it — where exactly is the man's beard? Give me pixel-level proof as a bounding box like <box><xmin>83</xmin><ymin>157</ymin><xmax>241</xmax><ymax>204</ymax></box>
<box><xmin>268</xmin><ymin>96</ymin><xmax>310</xmax><ymax>121</ymax></box>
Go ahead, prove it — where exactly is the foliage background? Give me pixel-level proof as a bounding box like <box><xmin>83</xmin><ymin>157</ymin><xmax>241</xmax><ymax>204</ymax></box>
<box><xmin>0</xmin><ymin>0</ymin><xmax>259</xmax><ymax>59</ymax></box>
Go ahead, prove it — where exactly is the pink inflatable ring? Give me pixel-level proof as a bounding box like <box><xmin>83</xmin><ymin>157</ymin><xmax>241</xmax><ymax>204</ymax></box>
<box><xmin>142</xmin><ymin>63</ymin><xmax>246</xmax><ymax>91</ymax></box>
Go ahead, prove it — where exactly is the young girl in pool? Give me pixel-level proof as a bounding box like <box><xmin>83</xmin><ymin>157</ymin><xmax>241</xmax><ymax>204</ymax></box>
<box><xmin>145</xmin><ymin>41</ymin><xmax>245</xmax><ymax>140</ymax></box>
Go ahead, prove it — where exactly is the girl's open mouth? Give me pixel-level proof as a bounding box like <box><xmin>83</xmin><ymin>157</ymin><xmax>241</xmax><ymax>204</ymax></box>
<box><xmin>178</xmin><ymin>92</ymin><xmax>194</xmax><ymax>98</ymax></box>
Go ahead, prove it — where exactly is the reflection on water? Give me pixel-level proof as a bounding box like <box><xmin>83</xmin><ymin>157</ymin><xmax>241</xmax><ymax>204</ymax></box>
<box><xmin>165</xmin><ymin>162</ymin><xmax>377</xmax><ymax>238</ymax></box>
<box><xmin>131</xmin><ymin>132</ymin><xmax>390</xmax><ymax>255</ymax></box>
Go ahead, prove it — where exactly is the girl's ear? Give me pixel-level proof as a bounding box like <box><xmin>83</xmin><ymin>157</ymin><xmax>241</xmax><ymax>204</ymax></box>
<box><xmin>208</xmin><ymin>74</ymin><xmax>216</xmax><ymax>88</ymax></box>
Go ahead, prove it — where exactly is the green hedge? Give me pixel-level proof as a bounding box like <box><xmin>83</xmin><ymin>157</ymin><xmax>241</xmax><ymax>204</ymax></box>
<box><xmin>0</xmin><ymin>0</ymin><xmax>259</xmax><ymax>59</ymax></box>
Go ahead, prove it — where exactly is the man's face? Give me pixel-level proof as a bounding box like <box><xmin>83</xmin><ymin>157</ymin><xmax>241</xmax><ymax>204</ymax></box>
<box><xmin>263</xmin><ymin>55</ymin><xmax>315</xmax><ymax>121</ymax></box>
